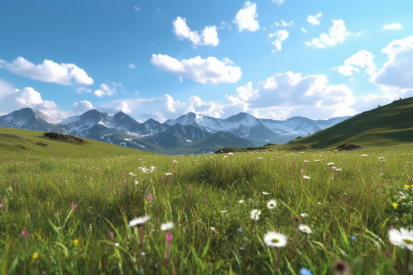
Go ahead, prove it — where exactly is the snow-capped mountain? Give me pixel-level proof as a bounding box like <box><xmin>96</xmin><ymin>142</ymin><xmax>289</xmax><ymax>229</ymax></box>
<box><xmin>0</xmin><ymin>108</ymin><xmax>351</xmax><ymax>152</ymax></box>
<box><xmin>0</xmin><ymin>108</ymin><xmax>61</xmax><ymax>132</ymax></box>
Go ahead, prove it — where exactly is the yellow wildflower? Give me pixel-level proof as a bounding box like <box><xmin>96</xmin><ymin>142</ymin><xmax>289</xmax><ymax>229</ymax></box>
<box><xmin>404</xmin><ymin>185</ymin><xmax>410</xmax><ymax>188</ymax></box>
<box><xmin>32</xmin><ymin>252</ymin><xmax>38</xmax><ymax>259</ymax></box>
<box><xmin>144</xmin><ymin>235</ymin><xmax>148</xmax><ymax>238</ymax></box>
<box><xmin>144</xmin><ymin>201</ymin><xmax>148</xmax><ymax>205</ymax></box>
<box><xmin>393</xmin><ymin>202</ymin><xmax>399</xmax><ymax>209</ymax></box>
<box><xmin>74</xmin><ymin>239</ymin><xmax>79</xmax><ymax>246</ymax></box>
<box><xmin>399</xmin><ymin>198</ymin><xmax>403</xmax><ymax>202</ymax></box>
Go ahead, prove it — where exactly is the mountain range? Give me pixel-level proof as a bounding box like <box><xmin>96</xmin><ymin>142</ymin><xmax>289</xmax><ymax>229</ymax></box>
<box><xmin>0</xmin><ymin>108</ymin><xmax>351</xmax><ymax>155</ymax></box>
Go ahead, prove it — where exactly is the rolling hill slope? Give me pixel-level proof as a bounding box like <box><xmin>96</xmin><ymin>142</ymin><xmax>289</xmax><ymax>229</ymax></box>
<box><xmin>280</xmin><ymin>97</ymin><xmax>413</xmax><ymax>149</ymax></box>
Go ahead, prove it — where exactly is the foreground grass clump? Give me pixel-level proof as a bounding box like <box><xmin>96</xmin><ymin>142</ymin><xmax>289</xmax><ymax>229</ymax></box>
<box><xmin>1</xmin><ymin>128</ymin><xmax>413</xmax><ymax>274</ymax></box>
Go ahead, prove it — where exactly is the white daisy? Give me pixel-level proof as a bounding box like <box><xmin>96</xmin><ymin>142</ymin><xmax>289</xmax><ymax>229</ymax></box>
<box><xmin>299</xmin><ymin>224</ymin><xmax>313</xmax><ymax>234</ymax></box>
<box><xmin>129</xmin><ymin>216</ymin><xmax>151</xmax><ymax>227</ymax></box>
<box><xmin>238</xmin><ymin>200</ymin><xmax>244</xmax><ymax>204</ymax></box>
<box><xmin>165</xmin><ymin>173</ymin><xmax>172</xmax><ymax>176</ymax></box>
<box><xmin>258</xmin><ymin>157</ymin><xmax>263</xmax><ymax>160</ymax></box>
<box><xmin>362</xmin><ymin>154</ymin><xmax>367</xmax><ymax>157</ymax></box>
<box><xmin>251</xmin><ymin>209</ymin><xmax>261</xmax><ymax>221</ymax></box>
<box><xmin>262</xmin><ymin>192</ymin><xmax>269</xmax><ymax>195</ymax></box>
<box><xmin>314</xmin><ymin>160</ymin><xmax>320</xmax><ymax>162</ymax></box>
<box><xmin>134</xmin><ymin>180</ymin><xmax>139</xmax><ymax>184</ymax></box>
<box><xmin>160</xmin><ymin>221</ymin><xmax>174</xmax><ymax>231</ymax></box>
<box><xmin>327</xmin><ymin>162</ymin><xmax>334</xmax><ymax>166</ymax></box>
<box><xmin>303</xmin><ymin>175</ymin><xmax>310</xmax><ymax>180</ymax></box>
<box><xmin>263</xmin><ymin>231</ymin><xmax>288</xmax><ymax>247</ymax></box>
<box><xmin>221</xmin><ymin>210</ymin><xmax>227</xmax><ymax>213</ymax></box>
<box><xmin>301</xmin><ymin>213</ymin><xmax>308</xmax><ymax>217</ymax></box>
<box><xmin>267</xmin><ymin>200</ymin><xmax>277</xmax><ymax>209</ymax></box>
<box><xmin>389</xmin><ymin>228</ymin><xmax>413</xmax><ymax>250</ymax></box>
<box><xmin>210</xmin><ymin>227</ymin><xmax>215</xmax><ymax>231</ymax></box>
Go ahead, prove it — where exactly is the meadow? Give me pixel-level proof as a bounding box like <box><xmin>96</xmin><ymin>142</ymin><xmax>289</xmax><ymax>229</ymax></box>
<box><xmin>0</xmin><ymin>127</ymin><xmax>413</xmax><ymax>274</ymax></box>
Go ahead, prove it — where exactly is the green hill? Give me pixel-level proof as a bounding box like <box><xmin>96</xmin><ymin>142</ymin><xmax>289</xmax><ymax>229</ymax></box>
<box><xmin>0</xmin><ymin>127</ymin><xmax>151</xmax><ymax>162</ymax></box>
<box><xmin>278</xmin><ymin>97</ymin><xmax>413</xmax><ymax>150</ymax></box>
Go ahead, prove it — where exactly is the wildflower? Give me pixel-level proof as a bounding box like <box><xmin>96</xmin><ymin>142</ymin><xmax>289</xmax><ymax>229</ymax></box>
<box><xmin>362</xmin><ymin>154</ymin><xmax>367</xmax><ymax>157</ymax></box>
<box><xmin>258</xmin><ymin>157</ymin><xmax>263</xmax><ymax>160</ymax></box>
<box><xmin>134</xmin><ymin>180</ymin><xmax>139</xmax><ymax>185</ymax></box>
<box><xmin>262</xmin><ymin>192</ymin><xmax>269</xmax><ymax>195</ymax></box>
<box><xmin>393</xmin><ymin>202</ymin><xmax>399</xmax><ymax>209</ymax></box>
<box><xmin>110</xmin><ymin>232</ymin><xmax>114</xmax><ymax>241</ymax></box>
<box><xmin>165</xmin><ymin>232</ymin><xmax>172</xmax><ymax>261</ymax></box>
<box><xmin>389</xmin><ymin>228</ymin><xmax>413</xmax><ymax>250</ymax></box>
<box><xmin>314</xmin><ymin>160</ymin><xmax>320</xmax><ymax>162</ymax></box>
<box><xmin>165</xmin><ymin>173</ymin><xmax>172</xmax><ymax>176</ymax></box>
<box><xmin>22</xmin><ymin>230</ymin><xmax>28</xmax><ymax>238</ymax></box>
<box><xmin>299</xmin><ymin>224</ymin><xmax>312</xmax><ymax>234</ymax></box>
<box><xmin>221</xmin><ymin>210</ymin><xmax>227</xmax><ymax>213</ymax></box>
<box><xmin>205</xmin><ymin>200</ymin><xmax>207</xmax><ymax>204</ymax></box>
<box><xmin>399</xmin><ymin>192</ymin><xmax>407</xmax><ymax>199</ymax></box>
<box><xmin>267</xmin><ymin>200</ymin><xmax>276</xmax><ymax>209</ymax></box>
<box><xmin>332</xmin><ymin>260</ymin><xmax>350</xmax><ymax>275</ymax></box>
<box><xmin>303</xmin><ymin>175</ymin><xmax>310</xmax><ymax>180</ymax></box>
<box><xmin>72</xmin><ymin>204</ymin><xmax>77</xmax><ymax>211</ymax></box>
<box><xmin>301</xmin><ymin>213</ymin><xmax>308</xmax><ymax>217</ymax></box>
<box><xmin>74</xmin><ymin>239</ymin><xmax>79</xmax><ymax>246</ymax></box>
<box><xmin>210</xmin><ymin>227</ymin><xmax>215</xmax><ymax>231</ymax></box>
<box><xmin>327</xmin><ymin>162</ymin><xmax>334</xmax><ymax>166</ymax></box>
<box><xmin>263</xmin><ymin>231</ymin><xmax>288</xmax><ymax>247</ymax></box>
<box><xmin>129</xmin><ymin>172</ymin><xmax>136</xmax><ymax>177</ymax></box>
<box><xmin>161</xmin><ymin>222</ymin><xmax>174</xmax><ymax>231</ymax></box>
<box><xmin>300</xmin><ymin>268</ymin><xmax>312</xmax><ymax>275</ymax></box>
<box><xmin>301</xmin><ymin>168</ymin><xmax>304</xmax><ymax>174</ymax></box>
<box><xmin>251</xmin><ymin>209</ymin><xmax>261</xmax><ymax>221</ymax></box>
<box><xmin>238</xmin><ymin>200</ymin><xmax>244</xmax><ymax>203</ymax></box>
<box><xmin>238</xmin><ymin>228</ymin><xmax>242</xmax><ymax>233</ymax></box>
<box><xmin>147</xmin><ymin>194</ymin><xmax>153</xmax><ymax>201</ymax></box>
<box><xmin>351</xmin><ymin>236</ymin><xmax>356</xmax><ymax>241</ymax></box>
<box><xmin>114</xmin><ymin>243</ymin><xmax>119</xmax><ymax>247</ymax></box>
<box><xmin>129</xmin><ymin>216</ymin><xmax>151</xmax><ymax>227</ymax></box>
<box><xmin>228</xmin><ymin>152</ymin><xmax>233</xmax><ymax>155</ymax></box>
<box><xmin>32</xmin><ymin>252</ymin><xmax>38</xmax><ymax>260</ymax></box>
<box><xmin>404</xmin><ymin>185</ymin><xmax>410</xmax><ymax>189</ymax></box>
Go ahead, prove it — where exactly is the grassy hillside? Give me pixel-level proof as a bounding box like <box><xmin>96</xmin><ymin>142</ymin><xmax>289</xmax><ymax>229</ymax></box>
<box><xmin>0</xmin><ymin>127</ymin><xmax>152</xmax><ymax>162</ymax></box>
<box><xmin>1</xmin><ymin>127</ymin><xmax>413</xmax><ymax>274</ymax></box>
<box><xmin>271</xmin><ymin>97</ymin><xmax>413</xmax><ymax>150</ymax></box>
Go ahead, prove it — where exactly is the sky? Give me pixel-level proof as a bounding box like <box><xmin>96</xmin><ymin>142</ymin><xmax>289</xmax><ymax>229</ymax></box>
<box><xmin>1</xmin><ymin>0</ymin><xmax>413</xmax><ymax>123</ymax></box>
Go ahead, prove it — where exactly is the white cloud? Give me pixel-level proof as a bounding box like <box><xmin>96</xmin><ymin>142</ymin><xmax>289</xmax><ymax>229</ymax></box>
<box><xmin>134</xmin><ymin>6</ymin><xmax>139</xmax><ymax>12</ymax></box>
<box><xmin>271</xmin><ymin>0</ymin><xmax>284</xmax><ymax>5</ymax></box>
<box><xmin>72</xmin><ymin>100</ymin><xmax>94</xmax><ymax>114</ymax></box>
<box><xmin>0</xmin><ymin>57</ymin><xmax>93</xmax><ymax>85</ymax></box>
<box><xmin>268</xmin><ymin>30</ymin><xmax>289</xmax><ymax>52</ymax></box>
<box><xmin>128</xmin><ymin>64</ymin><xmax>136</xmax><ymax>69</ymax></box>
<box><xmin>304</xmin><ymin>19</ymin><xmax>353</xmax><ymax>49</ymax></box>
<box><xmin>281</xmin><ymin>20</ymin><xmax>294</xmax><ymax>27</ymax></box>
<box><xmin>76</xmin><ymin>87</ymin><xmax>92</xmax><ymax>94</ymax></box>
<box><xmin>222</xmin><ymin>57</ymin><xmax>234</xmax><ymax>65</ymax></box>
<box><xmin>0</xmin><ymin>78</ymin><xmax>17</xmax><ymax>100</ymax></box>
<box><xmin>371</xmin><ymin>36</ymin><xmax>413</xmax><ymax>90</ymax></box>
<box><xmin>173</xmin><ymin>17</ymin><xmax>219</xmax><ymax>47</ymax></box>
<box><xmin>93</xmin><ymin>82</ymin><xmax>121</xmax><ymax>97</ymax></box>
<box><xmin>233</xmin><ymin>1</ymin><xmax>260</xmax><ymax>32</ymax></box>
<box><xmin>383</xmin><ymin>23</ymin><xmax>402</xmax><ymax>30</ymax></box>
<box><xmin>301</xmin><ymin>28</ymin><xmax>307</xmax><ymax>33</ymax></box>
<box><xmin>15</xmin><ymin>87</ymin><xmax>43</xmax><ymax>107</ymax></box>
<box><xmin>307</xmin><ymin>12</ymin><xmax>322</xmax><ymax>25</ymax></box>
<box><xmin>151</xmin><ymin>54</ymin><xmax>242</xmax><ymax>84</ymax></box>
<box><xmin>333</xmin><ymin>50</ymin><xmax>377</xmax><ymax>76</ymax></box>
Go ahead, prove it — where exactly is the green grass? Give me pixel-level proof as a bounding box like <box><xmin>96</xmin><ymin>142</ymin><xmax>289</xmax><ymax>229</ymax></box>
<box><xmin>1</xmin><ymin>127</ymin><xmax>413</xmax><ymax>274</ymax></box>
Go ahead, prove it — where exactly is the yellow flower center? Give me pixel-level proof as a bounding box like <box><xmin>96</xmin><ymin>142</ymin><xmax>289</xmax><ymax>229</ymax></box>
<box><xmin>272</xmin><ymin>238</ymin><xmax>280</xmax><ymax>243</ymax></box>
<box><xmin>403</xmin><ymin>239</ymin><xmax>413</xmax><ymax>245</ymax></box>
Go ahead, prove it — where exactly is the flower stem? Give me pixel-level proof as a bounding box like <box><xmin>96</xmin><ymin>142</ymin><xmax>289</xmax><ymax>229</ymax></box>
<box><xmin>139</xmin><ymin>226</ymin><xmax>143</xmax><ymax>248</ymax></box>
<box><xmin>406</xmin><ymin>249</ymin><xmax>411</xmax><ymax>275</ymax></box>
<box><xmin>274</xmin><ymin>247</ymin><xmax>280</xmax><ymax>271</ymax></box>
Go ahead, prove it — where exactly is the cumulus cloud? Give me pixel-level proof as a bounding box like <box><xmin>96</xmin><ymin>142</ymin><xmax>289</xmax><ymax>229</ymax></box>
<box><xmin>304</xmin><ymin>19</ymin><xmax>353</xmax><ymax>49</ymax></box>
<box><xmin>275</xmin><ymin>20</ymin><xmax>293</xmax><ymax>27</ymax></box>
<box><xmin>333</xmin><ymin>50</ymin><xmax>377</xmax><ymax>76</ymax></box>
<box><xmin>0</xmin><ymin>57</ymin><xmax>93</xmax><ymax>85</ymax></box>
<box><xmin>76</xmin><ymin>87</ymin><xmax>92</xmax><ymax>94</ymax></box>
<box><xmin>233</xmin><ymin>1</ymin><xmax>260</xmax><ymax>32</ymax></box>
<box><xmin>93</xmin><ymin>82</ymin><xmax>120</xmax><ymax>97</ymax></box>
<box><xmin>307</xmin><ymin>12</ymin><xmax>322</xmax><ymax>25</ymax></box>
<box><xmin>268</xmin><ymin>30</ymin><xmax>289</xmax><ymax>52</ymax></box>
<box><xmin>371</xmin><ymin>36</ymin><xmax>413</xmax><ymax>90</ymax></box>
<box><xmin>173</xmin><ymin>17</ymin><xmax>219</xmax><ymax>47</ymax></box>
<box><xmin>150</xmin><ymin>54</ymin><xmax>242</xmax><ymax>84</ymax></box>
<box><xmin>0</xmin><ymin>78</ymin><xmax>17</xmax><ymax>100</ymax></box>
<box><xmin>15</xmin><ymin>87</ymin><xmax>44</xmax><ymax>107</ymax></box>
<box><xmin>383</xmin><ymin>23</ymin><xmax>402</xmax><ymax>30</ymax></box>
<box><xmin>271</xmin><ymin>0</ymin><xmax>284</xmax><ymax>5</ymax></box>
<box><xmin>72</xmin><ymin>100</ymin><xmax>94</xmax><ymax>113</ymax></box>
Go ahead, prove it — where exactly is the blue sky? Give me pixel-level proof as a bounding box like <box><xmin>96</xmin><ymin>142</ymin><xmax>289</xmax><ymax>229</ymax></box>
<box><xmin>1</xmin><ymin>0</ymin><xmax>413</xmax><ymax>122</ymax></box>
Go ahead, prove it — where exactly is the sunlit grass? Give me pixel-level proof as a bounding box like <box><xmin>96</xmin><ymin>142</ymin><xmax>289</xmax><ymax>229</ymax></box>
<box><xmin>1</xmin><ymin>128</ymin><xmax>413</xmax><ymax>274</ymax></box>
